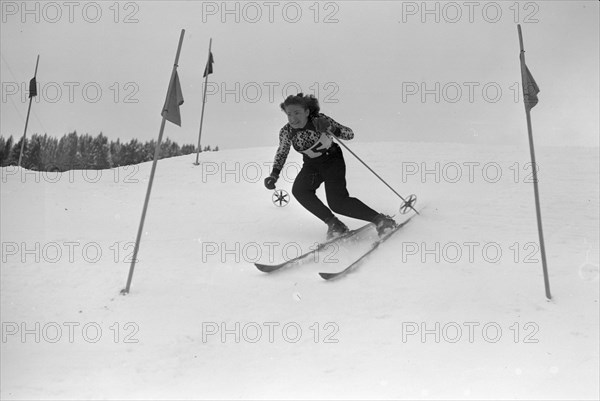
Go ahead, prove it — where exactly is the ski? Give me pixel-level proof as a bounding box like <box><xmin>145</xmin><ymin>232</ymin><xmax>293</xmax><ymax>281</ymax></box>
<box><xmin>319</xmin><ymin>214</ymin><xmax>417</xmax><ymax>280</ymax></box>
<box><xmin>255</xmin><ymin>222</ymin><xmax>373</xmax><ymax>273</ymax></box>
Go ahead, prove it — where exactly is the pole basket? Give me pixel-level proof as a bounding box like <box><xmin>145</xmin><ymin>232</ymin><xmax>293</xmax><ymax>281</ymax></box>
<box><xmin>399</xmin><ymin>194</ymin><xmax>417</xmax><ymax>214</ymax></box>
<box><xmin>272</xmin><ymin>189</ymin><xmax>290</xmax><ymax>207</ymax></box>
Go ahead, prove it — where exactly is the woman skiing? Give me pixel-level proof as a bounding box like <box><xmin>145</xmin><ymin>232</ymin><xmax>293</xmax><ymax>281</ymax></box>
<box><xmin>264</xmin><ymin>93</ymin><xmax>397</xmax><ymax>239</ymax></box>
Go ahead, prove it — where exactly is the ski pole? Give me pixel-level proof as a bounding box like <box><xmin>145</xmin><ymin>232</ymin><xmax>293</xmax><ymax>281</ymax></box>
<box><xmin>332</xmin><ymin>137</ymin><xmax>419</xmax><ymax>215</ymax></box>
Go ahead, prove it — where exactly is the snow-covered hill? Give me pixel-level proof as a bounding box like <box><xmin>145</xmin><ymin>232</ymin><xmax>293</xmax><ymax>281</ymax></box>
<box><xmin>1</xmin><ymin>142</ymin><xmax>598</xmax><ymax>400</ymax></box>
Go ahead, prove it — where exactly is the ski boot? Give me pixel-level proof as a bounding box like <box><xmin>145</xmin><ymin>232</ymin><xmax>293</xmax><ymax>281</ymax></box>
<box><xmin>372</xmin><ymin>214</ymin><xmax>397</xmax><ymax>236</ymax></box>
<box><xmin>325</xmin><ymin>216</ymin><xmax>349</xmax><ymax>240</ymax></box>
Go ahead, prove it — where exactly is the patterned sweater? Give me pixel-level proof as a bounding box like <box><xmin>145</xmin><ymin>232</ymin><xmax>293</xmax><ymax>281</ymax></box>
<box><xmin>271</xmin><ymin>113</ymin><xmax>354</xmax><ymax>176</ymax></box>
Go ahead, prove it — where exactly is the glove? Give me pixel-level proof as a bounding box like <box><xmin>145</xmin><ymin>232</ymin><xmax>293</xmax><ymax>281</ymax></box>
<box><xmin>313</xmin><ymin>116</ymin><xmax>341</xmax><ymax>137</ymax></box>
<box><xmin>312</xmin><ymin>117</ymin><xmax>331</xmax><ymax>133</ymax></box>
<box><xmin>264</xmin><ymin>175</ymin><xmax>278</xmax><ymax>190</ymax></box>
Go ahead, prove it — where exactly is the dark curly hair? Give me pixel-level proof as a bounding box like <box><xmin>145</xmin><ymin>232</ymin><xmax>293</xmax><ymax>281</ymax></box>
<box><xmin>280</xmin><ymin>93</ymin><xmax>320</xmax><ymax>118</ymax></box>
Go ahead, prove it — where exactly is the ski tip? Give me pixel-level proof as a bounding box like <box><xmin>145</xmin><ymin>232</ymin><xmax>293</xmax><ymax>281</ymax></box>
<box><xmin>319</xmin><ymin>272</ymin><xmax>338</xmax><ymax>280</ymax></box>
<box><xmin>255</xmin><ymin>263</ymin><xmax>279</xmax><ymax>273</ymax></box>
<box><xmin>255</xmin><ymin>264</ymin><xmax>268</xmax><ymax>272</ymax></box>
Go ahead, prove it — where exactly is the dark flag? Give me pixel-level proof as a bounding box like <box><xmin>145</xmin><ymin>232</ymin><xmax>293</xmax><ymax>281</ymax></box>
<box><xmin>203</xmin><ymin>51</ymin><xmax>214</xmax><ymax>78</ymax></box>
<box><xmin>29</xmin><ymin>77</ymin><xmax>37</xmax><ymax>98</ymax></box>
<box><xmin>161</xmin><ymin>71</ymin><xmax>184</xmax><ymax>126</ymax></box>
<box><xmin>520</xmin><ymin>52</ymin><xmax>539</xmax><ymax>110</ymax></box>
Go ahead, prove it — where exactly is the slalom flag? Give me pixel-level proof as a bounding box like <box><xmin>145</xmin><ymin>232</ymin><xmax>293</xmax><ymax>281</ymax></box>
<box><xmin>121</xmin><ymin>29</ymin><xmax>186</xmax><ymax>296</ymax></box>
<box><xmin>28</xmin><ymin>76</ymin><xmax>37</xmax><ymax>98</ymax></box>
<box><xmin>19</xmin><ymin>55</ymin><xmax>39</xmax><ymax>167</ymax></box>
<box><xmin>520</xmin><ymin>52</ymin><xmax>540</xmax><ymax>110</ymax></box>
<box><xmin>194</xmin><ymin>39</ymin><xmax>213</xmax><ymax>165</ymax></box>
<box><xmin>517</xmin><ymin>24</ymin><xmax>551</xmax><ymax>300</ymax></box>
<box><xmin>203</xmin><ymin>51</ymin><xmax>214</xmax><ymax>78</ymax></box>
<box><xmin>161</xmin><ymin>70</ymin><xmax>184</xmax><ymax>126</ymax></box>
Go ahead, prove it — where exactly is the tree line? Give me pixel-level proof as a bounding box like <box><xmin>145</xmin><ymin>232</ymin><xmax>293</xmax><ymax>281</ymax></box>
<box><xmin>0</xmin><ymin>132</ymin><xmax>218</xmax><ymax>171</ymax></box>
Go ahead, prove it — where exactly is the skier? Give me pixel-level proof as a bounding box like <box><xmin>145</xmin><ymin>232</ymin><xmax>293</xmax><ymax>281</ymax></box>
<box><xmin>264</xmin><ymin>93</ymin><xmax>397</xmax><ymax>239</ymax></box>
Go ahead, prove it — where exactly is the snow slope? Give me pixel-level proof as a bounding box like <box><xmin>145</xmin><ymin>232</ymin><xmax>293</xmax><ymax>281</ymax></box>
<box><xmin>1</xmin><ymin>141</ymin><xmax>598</xmax><ymax>400</ymax></box>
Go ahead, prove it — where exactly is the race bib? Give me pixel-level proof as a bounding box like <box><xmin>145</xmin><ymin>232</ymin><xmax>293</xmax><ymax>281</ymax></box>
<box><xmin>301</xmin><ymin>132</ymin><xmax>333</xmax><ymax>158</ymax></box>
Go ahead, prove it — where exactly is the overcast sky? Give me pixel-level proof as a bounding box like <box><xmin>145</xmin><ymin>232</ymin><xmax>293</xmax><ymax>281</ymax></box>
<box><xmin>1</xmin><ymin>1</ymin><xmax>598</xmax><ymax>149</ymax></box>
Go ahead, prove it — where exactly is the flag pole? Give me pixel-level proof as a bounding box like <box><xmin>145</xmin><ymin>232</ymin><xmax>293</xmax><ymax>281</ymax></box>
<box><xmin>195</xmin><ymin>38</ymin><xmax>212</xmax><ymax>165</ymax></box>
<box><xmin>517</xmin><ymin>24</ymin><xmax>551</xmax><ymax>300</ymax></box>
<box><xmin>18</xmin><ymin>54</ymin><xmax>39</xmax><ymax>167</ymax></box>
<box><xmin>121</xmin><ymin>29</ymin><xmax>185</xmax><ymax>295</ymax></box>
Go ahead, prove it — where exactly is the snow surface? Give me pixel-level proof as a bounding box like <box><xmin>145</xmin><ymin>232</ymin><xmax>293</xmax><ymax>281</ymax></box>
<box><xmin>1</xmin><ymin>141</ymin><xmax>598</xmax><ymax>400</ymax></box>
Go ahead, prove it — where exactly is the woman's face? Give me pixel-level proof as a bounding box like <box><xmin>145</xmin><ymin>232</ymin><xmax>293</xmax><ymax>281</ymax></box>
<box><xmin>285</xmin><ymin>104</ymin><xmax>310</xmax><ymax>129</ymax></box>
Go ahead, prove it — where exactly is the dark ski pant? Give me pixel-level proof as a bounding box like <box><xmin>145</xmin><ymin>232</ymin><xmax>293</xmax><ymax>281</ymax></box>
<box><xmin>292</xmin><ymin>144</ymin><xmax>379</xmax><ymax>224</ymax></box>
